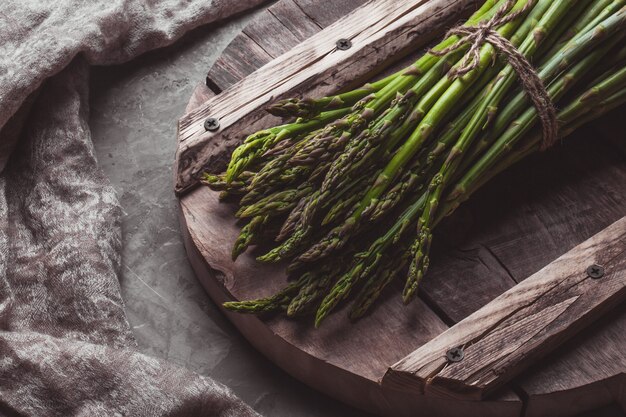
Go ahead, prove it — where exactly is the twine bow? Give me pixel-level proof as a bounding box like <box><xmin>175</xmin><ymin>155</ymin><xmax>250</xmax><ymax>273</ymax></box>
<box><xmin>432</xmin><ymin>0</ymin><xmax>558</xmax><ymax>149</ymax></box>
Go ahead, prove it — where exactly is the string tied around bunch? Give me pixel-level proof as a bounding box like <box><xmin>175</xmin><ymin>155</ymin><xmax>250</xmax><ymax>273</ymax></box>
<box><xmin>431</xmin><ymin>0</ymin><xmax>558</xmax><ymax>149</ymax></box>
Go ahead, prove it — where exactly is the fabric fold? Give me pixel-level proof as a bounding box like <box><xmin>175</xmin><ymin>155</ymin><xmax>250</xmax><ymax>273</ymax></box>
<box><xmin>0</xmin><ymin>0</ymin><xmax>265</xmax><ymax>415</ymax></box>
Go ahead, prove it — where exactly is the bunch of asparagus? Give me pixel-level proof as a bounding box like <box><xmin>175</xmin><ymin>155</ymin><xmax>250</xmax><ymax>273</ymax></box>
<box><xmin>203</xmin><ymin>0</ymin><xmax>626</xmax><ymax>327</ymax></box>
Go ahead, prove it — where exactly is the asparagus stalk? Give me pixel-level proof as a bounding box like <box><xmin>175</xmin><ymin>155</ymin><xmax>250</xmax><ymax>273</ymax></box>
<box><xmin>315</xmin><ymin>49</ymin><xmax>624</xmax><ymax>323</ymax></box>
<box><xmin>264</xmin><ymin>50</ymin><xmax>470</xmax><ymax>263</ymax></box>
<box><xmin>459</xmin><ymin>3</ymin><xmax>625</xmax><ymax>175</ymax></box>
<box><xmin>492</xmin><ymin>3</ymin><xmax>626</xmax><ymax>139</ymax></box>
<box><xmin>448</xmin><ymin>34</ymin><xmax>625</xmax><ymax>208</ymax></box>
<box><xmin>267</xmin><ymin>69</ymin><xmax>402</xmax><ymax>118</ymax></box>
<box><xmin>366</xmin><ymin>0</ymin><xmax>556</xmax><ymax>222</ymax></box>
<box><xmin>439</xmin><ymin>66</ymin><xmax>626</xmax><ymax>223</ymax></box>
<box><xmin>349</xmin><ymin>247</ymin><xmax>412</xmax><ymax>320</ymax></box>
<box><xmin>225</xmin><ymin>107</ymin><xmax>352</xmax><ymax>183</ymax></box>
<box><xmin>358</xmin><ymin>0</ymin><xmax>534</xmax><ymax>206</ymax></box>
<box><xmin>323</xmin><ymin>7</ymin><xmax>624</xmax><ymax>322</ymax></box>
<box><xmin>533</xmin><ymin>0</ymin><xmax>602</xmax><ymax>57</ymax></box>
<box><xmin>402</xmin><ymin>0</ymin><xmax>573</xmax><ymax>302</ymax></box>
<box><xmin>246</xmin><ymin>0</ymin><xmax>505</xmax><ymax>197</ymax></box>
<box><xmin>223</xmin><ymin>274</ymin><xmax>312</xmax><ymax>313</ymax></box>
<box><xmin>232</xmin><ymin>215</ymin><xmax>269</xmax><ymax>260</ymax></box>
<box><xmin>215</xmin><ymin>0</ymin><xmax>625</xmax><ymax>326</ymax></box>
<box><xmin>236</xmin><ymin>185</ymin><xmax>312</xmax><ymax>218</ymax></box>
<box><xmin>314</xmin><ymin>192</ymin><xmax>427</xmax><ymax>326</ymax></box>
<box><xmin>287</xmin><ymin>270</ymin><xmax>334</xmax><ymax>317</ymax></box>
<box><xmin>227</xmin><ymin>0</ymin><xmax>510</xmax><ymax>263</ymax></box>
<box><xmin>295</xmin><ymin>0</ymin><xmax>537</xmax><ymax>265</ymax></box>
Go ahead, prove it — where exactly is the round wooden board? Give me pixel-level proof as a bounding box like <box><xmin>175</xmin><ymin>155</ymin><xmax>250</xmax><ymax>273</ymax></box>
<box><xmin>177</xmin><ymin>1</ymin><xmax>626</xmax><ymax>416</ymax></box>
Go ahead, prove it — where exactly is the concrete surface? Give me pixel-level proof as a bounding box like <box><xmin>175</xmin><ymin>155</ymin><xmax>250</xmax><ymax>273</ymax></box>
<box><xmin>89</xmin><ymin>6</ymin><xmax>370</xmax><ymax>417</ymax></box>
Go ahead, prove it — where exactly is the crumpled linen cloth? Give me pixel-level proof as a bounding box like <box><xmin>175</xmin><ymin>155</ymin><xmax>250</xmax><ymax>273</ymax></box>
<box><xmin>0</xmin><ymin>1</ymin><xmax>265</xmax><ymax>416</ymax></box>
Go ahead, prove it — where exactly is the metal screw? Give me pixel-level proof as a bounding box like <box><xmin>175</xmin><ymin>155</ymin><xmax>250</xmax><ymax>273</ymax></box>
<box><xmin>336</xmin><ymin>38</ymin><xmax>352</xmax><ymax>51</ymax></box>
<box><xmin>587</xmin><ymin>264</ymin><xmax>604</xmax><ymax>279</ymax></box>
<box><xmin>204</xmin><ymin>117</ymin><xmax>220</xmax><ymax>132</ymax></box>
<box><xmin>446</xmin><ymin>347</ymin><xmax>464</xmax><ymax>363</ymax></box>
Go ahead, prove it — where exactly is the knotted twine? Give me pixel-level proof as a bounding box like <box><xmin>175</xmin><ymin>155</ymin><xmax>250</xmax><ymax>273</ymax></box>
<box><xmin>432</xmin><ymin>0</ymin><xmax>559</xmax><ymax>149</ymax></box>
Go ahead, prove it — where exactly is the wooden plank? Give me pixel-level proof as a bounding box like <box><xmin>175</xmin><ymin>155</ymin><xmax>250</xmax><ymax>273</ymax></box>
<box><xmin>185</xmin><ymin>83</ymin><xmax>215</xmax><ymax>114</ymax></box>
<box><xmin>183</xmin><ymin>0</ymin><xmax>626</xmax><ymax>414</ymax></box>
<box><xmin>420</xmin><ymin>126</ymin><xmax>626</xmax><ymax>323</ymax></box>
<box><xmin>268</xmin><ymin>0</ymin><xmax>322</xmax><ymax>40</ymax></box>
<box><xmin>177</xmin><ymin>187</ymin><xmax>516</xmax><ymax>417</ymax></box>
<box><xmin>180</xmin><ymin>187</ymin><xmax>449</xmax><ymax>379</ymax></box>
<box><xmin>176</xmin><ymin>0</ymin><xmax>480</xmax><ymax>194</ymax></box>
<box><xmin>206</xmin><ymin>0</ymin><xmax>365</xmax><ymax>93</ymax></box>
<box><xmin>482</xmin><ymin>129</ymin><xmax>626</xmax><ymax>283</ymax></box>
<box><xmin>292</xmin><ymin>0</ymin><xmax>369</xmax><ymax>27</ymax></box>
<box><xmin>205</xmin><ymin>33</ymin><xmax>272</xmax><ymax>93</ymax></box>
<box><xmin>506</xmin><ymin>110</ymin><xmax>626</xmax><ymax>417</ymax></box>
<box><xmin>596</xmin><ymin>107</ymin><xmax>626</xmax><ymax>157</ymax></box>
<box><xmin>243</xmin><ymin>10</ymin><xmax>303</xmax><ymax>58</ymax></box>
<box><xmin>185</xmin><ymin>60</ymin><xmax>523</xmax><ymax>416</ymax></box>
<box><xmin>573</xmin><ymin>404</ymin><xmax>626</xmax><ymax>417</ymax></box>
<box><xmin>382</xmin><ymin>217</ymin><xmax>626</xmax><ymax>401</ymax></box>
<box><xmin>180</xmin><ymin>61</ymin><xmax>521</xmax><ymax>417</ymax></box>
<box><xmin>420</xmin><ymin>222</ymin><xmax>517</xmax><ymax>324</ymax></box>
<box><xmin>517</xmin><ymin>307</ymin><xmax>626</xmax><ymax>417</ymax></box>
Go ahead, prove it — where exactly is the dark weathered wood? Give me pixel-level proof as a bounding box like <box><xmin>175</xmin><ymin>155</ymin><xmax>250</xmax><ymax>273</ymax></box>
<box><xmin>382</xmin><ymin>217</ymin><xmax>626</xmax><ymax>400</ymax></box>
<box><xmin>420</xmin><ymin>123</ymin><xmax>626</xmax><ymax>323</ymax></box>
<box><xmin>178</xmin><ymin>183</ymin><xmax>522</xmax><ymax>417</ymax></box>
<box><xmin>176</xmin><ymin>0</ymin><xmax>480</xmax><ymax>194</ymax></box>
<box><xmin>481</xmin><ymin>132</ymin><xmax>626</xmax><ymax>284</ymax></box>
<box><xmin>595</xmin><ymin>108</ymin><xmax>626</xmax><ymax>158</ymax></box>
<box><xmin>268</xmin><ymin>0</ymin><xmax>322</xmax><ymax>40</ymax></box>
<box><xmin>179</xmin><ymin>187</ymin><xmax>447</xmax><ymax>377</ymax></box>
<box><xmin>420</xmin><ymin>232</ymin><xmax>517</xmax><ymax>324</ymax></box>
<box><xmin>185</xmin><ymin>83</ymin><xmax>215</xmax><ymax>114</ymax></box>
<box><xmin>205</xmin><ymin>33</ymin><xmax>272</xmax><ymax>93</ymax></box>
<box><xmin>174</xmin><ymin>83</ymin><xmax>216</xmax><ymax>186</ymax></box>
<box><xmin>205</xmin><ymin>0</ymin><xmax>366</xmax><ymax>93</ymax></box>
<box><xmin>519</xmin><ymin>312</ymin><xmax>626</xmax><ymax>417</ymax></box>
<box><xmin>178</xmin><ymin>0</ymin><xmax>626</xmax><ymax>415</ymax></box>
<box><xmin>574</xmin><ymin>404</ymin><xmax>626</xmax><ymax>417</ymax></box>
<box><xmin>292</xmin><ymin>0</ymin><xmax>369</xmax><ymax>27</ymax></box>
<box><xmin>243</xmin><ymin>10</ymin><xmax>302</xmax><ymax>58</ymax></box>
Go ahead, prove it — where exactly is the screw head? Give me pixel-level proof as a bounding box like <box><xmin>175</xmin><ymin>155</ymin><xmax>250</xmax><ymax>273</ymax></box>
<box><xmin>446</xmin><ymin>347</ymin><xmax>464</xmax><ymax>363</ymax></box>
<box><xmin>204</xmin><ymin>117</ymin><xmax>220</xmax><ymax>132</ymax></box>
<box><xmin>587</xmin><ymin>264</ymin><xmax>604</xmax><ymax>279</ymax></box>
<box><xmin>336</xmin><ymin>38</ymin><xmax>352</xmax><ymax>51</ymax></box>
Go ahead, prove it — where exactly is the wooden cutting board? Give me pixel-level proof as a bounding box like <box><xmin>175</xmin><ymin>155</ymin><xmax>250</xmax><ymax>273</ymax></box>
<box><xmin>175</xmin><ymin>1</ymin><xmax>626</xmax><ymax>416</ymax></box>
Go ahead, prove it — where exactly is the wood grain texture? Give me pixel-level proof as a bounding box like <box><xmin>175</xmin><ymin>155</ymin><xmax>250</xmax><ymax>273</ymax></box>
<box><xmin>178</xmin><ymin>184</ymin><xmax>522</xmax><ymax>417</ymax></box>
<box><xmin>205</xmin><ymin>0</ymin><xmax>364</xmax><ymax>94</ymax></box>
<box><xmin>268</xmin><ymin>0</ymin><xmax>323</xmax><ymax>40</ymax></box>
<box><xmin>480</xmin><ymin>132</ymin><xmax>626</xmax><ymax>284</ymax></box>
<box><xmin>291</xmin><ymin>0</ymin><xmax>369</xmax><ymax>27</ymax></box>
<box><xmin>180</xmin><ymin>187</ymin><xmax>448</xmax><ymax>382</ymax></box>
<box><xmin>242</xmin><ymin>10</ymin><xmax>302</xmax><ymax>58</ymax></box>
<box><xmin>178</xmin><ymin>0</ymin><xmax>626</xmax><ymax>415</ymax></box>
<box><xmin>520</xmin><ymin>328</ymin><xmax>626</xmax><ymax>417</ymax></box>
<box><xmin>204</xmin><ymin>33</ymin><xmax>272</xmax><ymax>93</ymax></box>
<box><xmin>176</xmin><ymin>0</ymin><xmax>480</xmax><ymax>194</ymax></box>
<box><xmin>419</xmin><ymin>123</ymin><xmax>626</xmax><ymax>323</ymax></box>
<box><xmin>419</xmin><ymin>230</ymin><xmax>517</xmax><ymax>325</ymax></box>
<box><xmin>382</xmin><ymin>218</ymin><xmax>626</xmax><ymax>401</ymax></box>
<box><xmin>185</xmin><ymin>83</ymin><xmax>215</xmax><ymax>114</ymax></box>
<box><xmin>516</xmin><ymin>298</ymin><xmax>626</xmax><ymax>417</ymax></box>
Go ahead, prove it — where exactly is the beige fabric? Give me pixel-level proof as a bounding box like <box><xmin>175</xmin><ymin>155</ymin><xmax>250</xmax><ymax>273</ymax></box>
<box><xmin>0</xmin><ymin>1</ymin><xmax>265</xmax><ymax>416</ymax></box>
